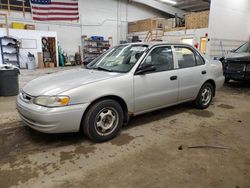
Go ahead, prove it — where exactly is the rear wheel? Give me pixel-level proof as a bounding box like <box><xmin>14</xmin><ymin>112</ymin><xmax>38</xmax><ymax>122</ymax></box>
<box><xmin>83</xmin><ymin>99</ymin><xmax>124</xmax><ymax>142</ymax></box>
<box><xmin>194</xmin><ymin>82</ymin><xmax>214</xmax><ymax>109</ymax></box>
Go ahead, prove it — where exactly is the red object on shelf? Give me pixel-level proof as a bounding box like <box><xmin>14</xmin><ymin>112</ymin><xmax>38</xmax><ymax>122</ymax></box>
<box><xmin>194</xmin><ymin>43</ymin><xmax>199</xmax><ymax>49</ymax></box>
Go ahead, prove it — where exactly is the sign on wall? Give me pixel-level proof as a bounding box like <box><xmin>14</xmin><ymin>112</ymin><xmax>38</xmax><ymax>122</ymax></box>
<box><xmin>21</xmin><ymin>39</ymin><xmax>37</xmax><ymax>49</ymax></box>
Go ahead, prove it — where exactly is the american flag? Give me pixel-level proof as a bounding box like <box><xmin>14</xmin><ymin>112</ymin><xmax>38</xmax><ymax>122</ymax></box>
<box><xmin>30</xmin><ymin>0</ymin><xmax>79</xmax><ymax>21</ymax></box>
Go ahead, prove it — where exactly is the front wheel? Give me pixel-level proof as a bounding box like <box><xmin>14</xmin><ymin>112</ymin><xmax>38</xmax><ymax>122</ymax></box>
<box><xmin>83</xmin><ymin>99</ymin><xmax>124</xmax><ymax>142</ymax></box>
<box><xmin>194</xmin><ymin>83</ymin><xmax>214</xmax><ymax>109</ymax></box>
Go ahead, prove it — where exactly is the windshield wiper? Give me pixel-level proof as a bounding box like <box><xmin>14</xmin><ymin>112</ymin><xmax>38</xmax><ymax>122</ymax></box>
<box><xmin>96</xmin><ymin>67</ymin><xmax>113</xmax><ymax>72</ymax></box>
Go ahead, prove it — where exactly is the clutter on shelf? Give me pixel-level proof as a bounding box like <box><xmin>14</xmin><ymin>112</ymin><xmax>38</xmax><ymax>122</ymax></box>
<box><xmin>0</xmin><ymin>36</ymin><xmax>20</xmax><ymax>68</ymax></box>
<box><xmin>82</xmin><ymin>35</ymin><xmax>112</xmax><ymax>65</ymax></box>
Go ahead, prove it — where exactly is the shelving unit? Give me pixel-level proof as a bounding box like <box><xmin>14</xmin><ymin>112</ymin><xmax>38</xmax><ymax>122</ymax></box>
<box><xmin>82</xmin><ymin>36</ymin><xmax>111</xmax><ymax>64</ymax></box>
<box><xmin>0</xmin><ymin>36</ymin><xmax>20</xmax><ymax>67</ymax></box>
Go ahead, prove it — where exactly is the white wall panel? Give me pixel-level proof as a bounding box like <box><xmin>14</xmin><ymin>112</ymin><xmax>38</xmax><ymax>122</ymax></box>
<box><xmin>207</xmin><ymin>0</ymin><xmax>250</xmax><ymax>59</ymax></box>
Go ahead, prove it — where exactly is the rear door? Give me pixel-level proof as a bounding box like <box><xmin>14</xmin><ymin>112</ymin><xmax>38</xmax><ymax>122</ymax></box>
<box><xmin>173</xmin><ymin>45</ymin><xmax>207</xmax><ymax>101</ymax></box>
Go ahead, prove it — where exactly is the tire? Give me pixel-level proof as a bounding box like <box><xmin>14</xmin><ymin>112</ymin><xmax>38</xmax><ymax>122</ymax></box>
<box><xmin>194</xmin><ymin>82</ymin><xmax>214</xmax><ymax>109</ymax></box>
<box><xmin>224</xmin><ymin>77</ymin><xmax>230</xmax><ymax>83</ymax></box>
<box><xmin>83</xmin><ymin>99</ymin><xmax>124</xmax><ymax>142</ymax></box>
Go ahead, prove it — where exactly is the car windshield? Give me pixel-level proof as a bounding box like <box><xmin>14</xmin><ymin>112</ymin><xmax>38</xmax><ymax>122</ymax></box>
<box><xmin>235</xmin><ymin>42</ymin><xmax>250</xmax><ymax>53</ymax></box>
<box><xmin>86</xmin><ymin>44</ymin><xmax>148</xmax><ymax>73</ymax></box>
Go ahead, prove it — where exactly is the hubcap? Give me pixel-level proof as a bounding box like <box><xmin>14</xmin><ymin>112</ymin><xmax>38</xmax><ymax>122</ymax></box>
<box><xmin>95</xmin><ymin>107</ymin><xmax>119</xmax><ymax>136</ymax></box>
<box><xmin>201</xmin><ymin>87</ymin><xmax>212</xmax><ymax>106</ymax></box>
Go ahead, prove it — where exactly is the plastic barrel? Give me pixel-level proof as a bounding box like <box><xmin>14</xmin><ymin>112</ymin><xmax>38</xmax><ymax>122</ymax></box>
<box><xmin>0</xmin><ymin>69</ymin><xmax>19</xmax><ymax>96</ymax></box>
<box><xmin>27</xmin><ymin>56</ymin><xmax>36</xmax><ymax>70</ymax></box>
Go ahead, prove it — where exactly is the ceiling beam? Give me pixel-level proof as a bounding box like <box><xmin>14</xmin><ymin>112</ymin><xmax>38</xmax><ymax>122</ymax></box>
<box><xmin>130</xmin><ymin>0</ymin><xmax>187</xmax><ymax>18</ymax></box>
<box><xmin>177</xmin><ymin>1</ymin><xmax>208</xmax><ymax>9</ymax></box>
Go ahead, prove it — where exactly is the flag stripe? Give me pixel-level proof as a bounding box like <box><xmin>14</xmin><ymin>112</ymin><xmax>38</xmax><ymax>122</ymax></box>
<box><xmin>51</xmin><ymin>2</ymin><xmax>78</xmax><ymax>5</ymax></box>
<box><xmin>32</xmin><ymin>9</ymin><xmax>77</xmax><ymax>13</ymax></box>
<box><xmin>33</xmin><ymin>15</ymin><xmax>78</xmax><ymax>18</ymax></box>
<box><xmin>32</xmin><ymin>11</ymin><xmax>78</xmax><ymax>15</ymax></box>
<box><xmin>51</xmin><ymin>0</ymin><xmax>77</xmax><ymax>2</ymax></box>
<box><xmin>33</xmin><ymin>17</ymin><xmax>79</xmax><ymax>21</ymax></box>
<box><xmin>31</xmin><ymin>4</ymin><xmax>78</xmax><ymax>9</ymax></box>
<box><xmin>32</xmin><ymin>6</ymin><xmax>78</xmax><ymax>11</ymax></box>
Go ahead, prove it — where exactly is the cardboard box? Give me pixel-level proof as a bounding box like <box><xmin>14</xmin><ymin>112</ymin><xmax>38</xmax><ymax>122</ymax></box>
<box><xmin>37</xmin><ymin>52</ymin><xmax>44</xmax><ymax>69</ymax></box>
<box><xmin>185</xmin><ymin>11</ymin><xmax>209</xmax><ymax>29</ymax></box>
<box><xmin>128</xmin><ymin>17</ymin><xmax>169</xmax><ymax>33</ymax></box>
<box><xmin>12</xmin><ymin>22</ymin><xmax>25</xmax><ymax>29</ymax></box>
<box><xmin>44</xmin><ymin>62</ymin><xmax>55</xmax><ymax>68</ymax></box>
<box><xmin>0</xmin><ymin>24</ymin><xmax>7</xmax><ymax>28</ymax></box>
<box><xmin>44</xmin><ymin>62</ymin><xmax>50</xmax><ymax>68</ymax></box>
<box><xmin>25</xmin><ymin>24</ymin><xmax>35</xmax><ymax>30</ymax></box>
<box><xmin>49</xmin><ymin>62</ymin><xmax>55</xmax><ymax>68</ymax></box>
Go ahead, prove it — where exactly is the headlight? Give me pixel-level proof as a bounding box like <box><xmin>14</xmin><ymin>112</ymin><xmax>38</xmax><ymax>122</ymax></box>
<box><xmin>33</xmin><ymin>96</ymin><xmax>70</xmax><ymax>107</ymax></box>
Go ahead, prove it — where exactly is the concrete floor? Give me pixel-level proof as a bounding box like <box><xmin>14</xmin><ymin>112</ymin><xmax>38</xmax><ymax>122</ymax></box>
<box><xmin>0</xmin><ymin>67</ymin><xmax>250</xmax><ymax>188</ymax></box>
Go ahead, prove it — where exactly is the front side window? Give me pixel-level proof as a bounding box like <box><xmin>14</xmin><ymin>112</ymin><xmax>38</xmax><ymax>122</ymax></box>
<box><xmin>87</xmin><ymin>44</ymin><xmax>148</xmax><ymax>73</ymax></box>
<box><xmin>142</xmin><ymin>46</ymin><xmax>174</xmax><ymax>72</ymax></box>
<box><xmin>175</xmin><ymin>46</ymin><xmax>199</xmax><ymax>68</ymax></box>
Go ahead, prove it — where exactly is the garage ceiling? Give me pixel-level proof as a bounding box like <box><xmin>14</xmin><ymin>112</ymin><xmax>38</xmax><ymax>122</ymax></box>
<box><xmin>159</xmin><ymin>0</ymin><xmax>211</xmax><ymax>12</ymax></box>
<box><xmin>130</xmin><ymin>0</ymin><xmax>210</xmax><ymax>18</ymax></box>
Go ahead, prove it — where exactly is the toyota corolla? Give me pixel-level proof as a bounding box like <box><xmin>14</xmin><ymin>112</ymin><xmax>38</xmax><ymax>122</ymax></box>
<box><xmin>17</xmin><ymin>43</ymin><xmax>224</xmax><ymax>142</ymax></box>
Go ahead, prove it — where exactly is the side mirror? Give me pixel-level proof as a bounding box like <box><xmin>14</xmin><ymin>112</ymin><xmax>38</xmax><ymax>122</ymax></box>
<box><xmin>135</xmin><ymin>65</ymin><xmax>156</xmax><ymax>75</ymax></box>
<box><xmin>230</xmin><ymin>49</ymin><xmax>236</xmax><ymax>52</ymax></box>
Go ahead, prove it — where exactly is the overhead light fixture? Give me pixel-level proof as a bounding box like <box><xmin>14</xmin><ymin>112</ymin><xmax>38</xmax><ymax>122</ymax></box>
<box><xmin>160</xmin><ymin>0</ymin><xmax>177</xmax><ymax>5</ymax></box>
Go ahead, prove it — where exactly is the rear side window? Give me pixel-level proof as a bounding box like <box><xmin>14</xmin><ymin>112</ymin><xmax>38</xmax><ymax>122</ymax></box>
<box><xmin>174</xmin><ymin>46</ymin><xmax>204</xmax><ymax>68</ymax></box>
<box><xmin>143</xmin><ymin>46</ymin><xmax>174</xmax><ymax>72</ymax></box>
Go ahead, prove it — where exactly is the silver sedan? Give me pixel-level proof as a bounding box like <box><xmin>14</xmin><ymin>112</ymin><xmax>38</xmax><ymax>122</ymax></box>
<box><xmin>16</xmin><ymin>43</ymin><xmax>224</xmax><ymax>142</ymax></box>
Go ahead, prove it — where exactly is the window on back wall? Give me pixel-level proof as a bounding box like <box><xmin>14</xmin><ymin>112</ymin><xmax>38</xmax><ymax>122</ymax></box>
<box><xmin>0</xmin><ymin>0</ymin><xmax>31</xmax><ymax>12</ymax></box>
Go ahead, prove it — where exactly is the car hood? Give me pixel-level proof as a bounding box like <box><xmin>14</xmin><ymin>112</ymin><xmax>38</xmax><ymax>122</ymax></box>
<box><xmin>226</xmin><ymin>52</ymin><xmax>250</xmax><ymax>62</ymax></box>
<box><xmin>23</xmin><ymin>68</ymin><xmax>123</xmax><ymax>96</ymax></box>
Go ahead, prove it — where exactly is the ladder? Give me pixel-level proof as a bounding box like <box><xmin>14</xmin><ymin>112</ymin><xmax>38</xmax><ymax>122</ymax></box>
<box><xmin>144</xmin><ymin>28</ymin><xmax>164</xmax><ymax>42</ymax></box>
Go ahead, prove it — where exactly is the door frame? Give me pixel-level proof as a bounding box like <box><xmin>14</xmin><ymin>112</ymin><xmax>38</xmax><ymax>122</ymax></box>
<box><xmin>134</xmin><ymin>44</ymin><xmax>179</xmax><ymax>74</ymax></box>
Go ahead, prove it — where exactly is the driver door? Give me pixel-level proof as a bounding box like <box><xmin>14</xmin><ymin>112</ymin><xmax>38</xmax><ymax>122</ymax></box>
<box><xmin>133</xmin><ymin>46</ymin><xmax>179</xmax><ymax>113</ymax></box>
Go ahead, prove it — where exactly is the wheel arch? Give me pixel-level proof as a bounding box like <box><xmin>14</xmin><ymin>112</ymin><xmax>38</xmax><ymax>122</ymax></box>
<box><xmin>79</xmin><ymin>95</ymin><xmax>129</xmax><ymax>132</ymax></box>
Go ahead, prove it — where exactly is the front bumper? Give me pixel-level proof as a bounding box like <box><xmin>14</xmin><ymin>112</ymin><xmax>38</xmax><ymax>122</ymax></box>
<box><xmin>16</xmin><ymin>94</ymin><xmax>90</xmax><ymax>133</ymax></box>
<box><xmin>225</xmin><ymin>72</ymin><xmax>250</xmax><ymax>81</ymax></box>
<box><xmin>223</xmin><ymin>61</ymin><xmax>250</xmax><ymax>81</ymax></box>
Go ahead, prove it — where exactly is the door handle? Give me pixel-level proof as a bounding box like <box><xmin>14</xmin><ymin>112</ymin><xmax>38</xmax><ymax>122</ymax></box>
<box><xmin>170</xmin><ymin>75</ymin><xmax>178</xmax><ymax>80</ymax></box>
<box><xmin>201</xmin><ymin>70</ymin><xmax>207</xmax><ymax>75</ymax></box>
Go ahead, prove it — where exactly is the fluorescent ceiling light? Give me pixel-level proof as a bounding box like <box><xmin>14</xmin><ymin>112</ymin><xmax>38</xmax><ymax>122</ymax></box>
<box><xmin>160</xmin><ymin>0</ymin><xmax>177</xmax><ymax>5</ymax></box>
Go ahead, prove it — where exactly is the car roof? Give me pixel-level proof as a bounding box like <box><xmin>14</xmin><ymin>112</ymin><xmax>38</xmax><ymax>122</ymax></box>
<box><xmin>121</xmin><ymin>42</ymin><xmax>193</xmax><ymax>48</ymax></box>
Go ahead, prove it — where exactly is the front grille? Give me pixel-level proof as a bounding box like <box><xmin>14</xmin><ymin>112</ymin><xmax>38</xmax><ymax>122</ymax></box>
<box><xmin>227</xmin><ymin>62</ymin><xmax>245</xmax><ymax>72</ymax></box>
<box><xmin>246</xmin><ymin>64</ymin><xmax>250</xmax><ymax>72</ymax></box>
